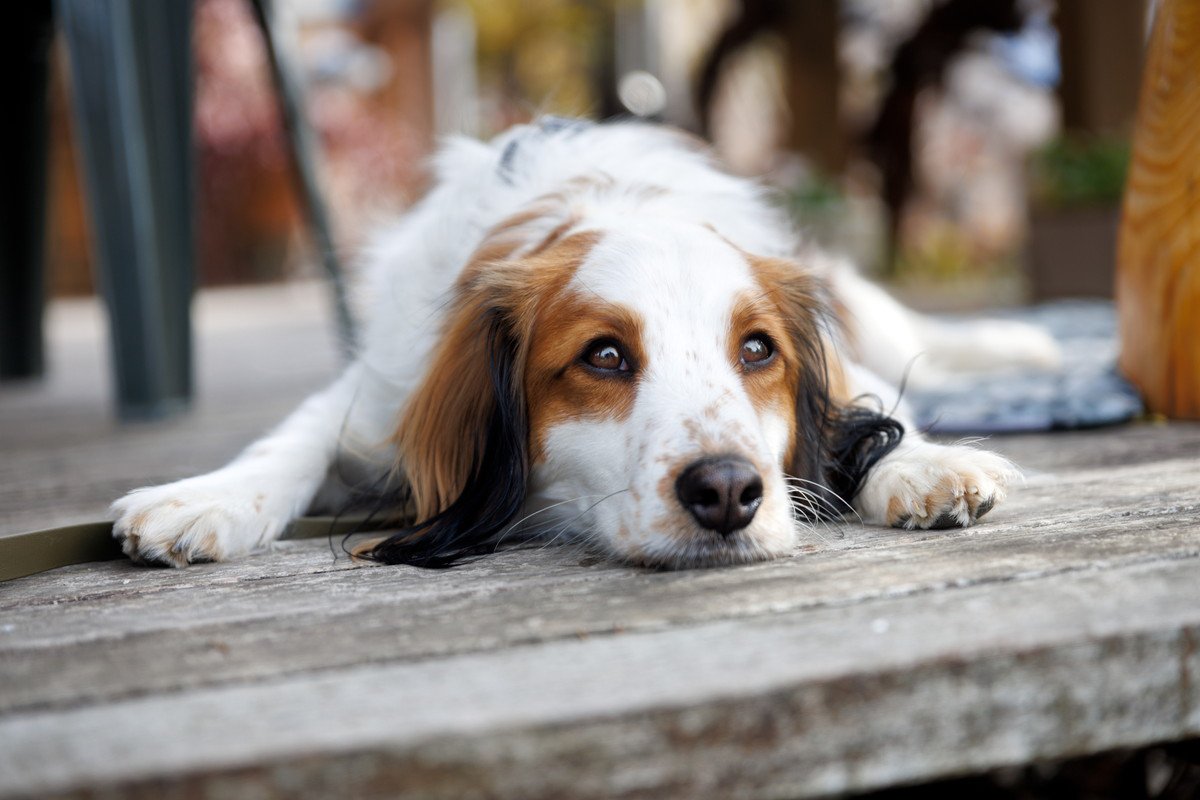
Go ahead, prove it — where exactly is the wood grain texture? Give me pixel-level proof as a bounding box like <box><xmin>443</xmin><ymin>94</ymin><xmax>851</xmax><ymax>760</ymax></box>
<box><xmin>4</xmin><ymin>285</ymin><xmax>1200</xmax><ymax>799</ymax></box>
<box><xmin>1</xmin><ymin>431</ymin><xmax>1199</xmax><ymax>799</ymax></box>
<box><xmin>1117</xmin><ymin>0</ymin><xmax>1200</xmax><ymax>417</ymax></box>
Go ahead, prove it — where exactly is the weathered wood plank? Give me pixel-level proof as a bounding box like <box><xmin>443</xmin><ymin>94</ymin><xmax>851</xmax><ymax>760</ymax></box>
<box><xmin>1</xmin><ymin>456</ymin><xmax>1197</xmax><ymax>718</ymax></box>
<box><xmin>4</xmin><ymin>290</ymin><xmax>1199</xmax><ymax>798</ymax></box>
<box><xmin>1</xmin><ymin>558</ymin><xmax>1196</xmax><ymax>799</ymax></box>
<box><xmin>986</xmin><ymin>421</ymin><xmax>1200</xmax><ymax>471</ymax></box>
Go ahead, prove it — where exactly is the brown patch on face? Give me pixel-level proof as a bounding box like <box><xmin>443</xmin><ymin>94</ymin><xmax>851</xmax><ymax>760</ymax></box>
<box><xmin>525</xmin><ymin>292</ymin><xmax>645</xmax><ymax>462</ymax></box>
<box><xmin>468</xmin><ymin>206</ymin><xmax>562</xmax><ymax>267</ymax></box>
<box><xmin>394</xmin><ymin>216</ymin><xmax>600</xmax><ymax>521</ymax></box>
<box><xmin>743</xmin><ymin>254</ymin><xmax>850</xmax><ymax>473</ymax></box>
<box><xmin>727</xmin><ymin>289</ymin><xmax>799</xmax><ymax>422</ymax></box>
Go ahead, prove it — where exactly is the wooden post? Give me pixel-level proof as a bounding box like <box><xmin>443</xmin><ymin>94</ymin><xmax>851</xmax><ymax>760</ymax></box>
<box><xmin>1055</xmin><ymin>0</ymin><xmax>1146</xmax><ymax>135</ymax></box>
<box><xmin>783</xmin><ymin>0</ymin><xmax>843</xmax><ymax>175</ymax></box>
<box><xmin>1116</xmin><ymin>0</ymin><xmax>1200</xmax><ymax>419</ymax></box>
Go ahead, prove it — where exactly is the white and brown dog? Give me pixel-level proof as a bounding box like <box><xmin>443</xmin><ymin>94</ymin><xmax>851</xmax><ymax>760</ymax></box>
<box><xmin>113</xmin><ymin>119</ymin><xmax>1059</xmax><ymax>569</ymax></box>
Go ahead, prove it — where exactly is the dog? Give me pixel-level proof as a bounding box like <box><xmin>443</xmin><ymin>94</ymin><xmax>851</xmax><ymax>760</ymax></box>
<box><xmin>112</xmin><ymin>118</ymin><xmax>1060</xmax><ymax>569</ymax></box>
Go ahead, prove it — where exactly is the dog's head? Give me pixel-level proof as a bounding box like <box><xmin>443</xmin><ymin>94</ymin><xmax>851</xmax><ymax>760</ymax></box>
<box><xmin>368</xmin><ymin>191</ymin><xmax>901</xmax><ymax>568</ymax></box>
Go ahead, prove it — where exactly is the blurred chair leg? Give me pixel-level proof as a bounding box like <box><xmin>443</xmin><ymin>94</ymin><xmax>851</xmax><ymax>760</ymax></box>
<box><xmin>0</xmin><ymin>1</ymin><xmax>55</xmax><ymax>380</ymax></box>
<box><xmin>56</xmin><ymin>0</ymin><xmax>195</xmax><ymax>420</ymax></box>
<box><xmin>250</xmin><ymin>0</ymin><xmax>357</xmax><ymax>358</ymax></box>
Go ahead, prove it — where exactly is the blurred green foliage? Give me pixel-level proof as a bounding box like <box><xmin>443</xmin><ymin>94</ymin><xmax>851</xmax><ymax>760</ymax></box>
<box><xmin>780</xmin><ymin>172</ymin><xmax>845</xmax><ymax>215</ymax></box>
<box><xmin>1030</xmin><ymin>136</ymin><xmax>1131</xmax><ymax>209</ymax></box>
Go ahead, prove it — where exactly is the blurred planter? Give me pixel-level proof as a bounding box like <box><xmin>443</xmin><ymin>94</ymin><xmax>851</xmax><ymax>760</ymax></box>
<box><xmin>1025</xmin><ymin>136</ymin><xmax>1130</xmax><ymax>301</ymax></box>
<box><xmin>1027</xmin><ymin>205</ymin><xmax>1119</xmax><ymax>300</ymax></box>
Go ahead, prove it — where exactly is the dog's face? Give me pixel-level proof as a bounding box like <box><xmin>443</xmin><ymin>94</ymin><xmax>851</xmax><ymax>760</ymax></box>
<box><xmin>374</xmin><ymin>204</ymin><xmax>893</xmax><ymax>569</ymax></box>
<box><xmin>523</xmin><ymin>223</ymin><xmax>802</xmax><ymax>566</ymax></box>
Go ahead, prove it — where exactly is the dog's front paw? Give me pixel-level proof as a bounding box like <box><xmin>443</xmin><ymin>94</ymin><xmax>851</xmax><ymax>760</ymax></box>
<box><xmin>111</xmin><ymin>478</ymin><xmax>287</xmax><ymax>567</ymax></box>
<box><xmin>855</xmin><ymin>444</ymin><xmax>1018</xmax><ymax>530</ymax></box>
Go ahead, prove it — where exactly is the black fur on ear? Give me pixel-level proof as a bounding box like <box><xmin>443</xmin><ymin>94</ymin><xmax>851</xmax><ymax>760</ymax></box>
<box><xmin>819</xmin><ymin>402</ymin><xmax>905</xmax><ymax>512</ymax></box>
<box><xmin>364</xmin><ymin>312</ymin><xmax>529</xmax><ymax>568</ymax></box>
<box><xmin>787</xmin><ymin>328</ymin><xmax>904</xmax><ymax>521</ymax></box>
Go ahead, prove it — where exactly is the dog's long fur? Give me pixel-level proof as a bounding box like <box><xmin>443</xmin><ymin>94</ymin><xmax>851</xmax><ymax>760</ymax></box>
<box><xmin>112</xmin><ymin>119</ymin><xmax>1060</xmax><ymax>569</ymax></box>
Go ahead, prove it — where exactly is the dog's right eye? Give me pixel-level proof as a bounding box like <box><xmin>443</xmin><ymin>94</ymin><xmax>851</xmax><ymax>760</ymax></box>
<box><xmin>740</xmin><ymin>334</ymin><xmax>775</xmax><ymax>367</ymax></box>
<box><xmin>583</xmin><ymin>340</ymin><xmax>630</xmax><ymax>373</ymax></box>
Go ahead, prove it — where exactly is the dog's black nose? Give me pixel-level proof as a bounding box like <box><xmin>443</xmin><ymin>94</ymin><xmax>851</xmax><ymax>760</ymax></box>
<box><xmin>675</xmin><ymin>456</ymin><xmax>764</xmax><ymax>535</ymax></box>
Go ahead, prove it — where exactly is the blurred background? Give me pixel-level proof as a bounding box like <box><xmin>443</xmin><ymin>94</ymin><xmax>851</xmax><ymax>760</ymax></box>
<box><xmin>40</xmin><ymin>0</ymin><xmax>1145</xmax><ymax>309</ymax></box>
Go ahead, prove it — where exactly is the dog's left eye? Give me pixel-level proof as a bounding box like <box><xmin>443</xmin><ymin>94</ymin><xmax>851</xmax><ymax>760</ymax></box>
<box><xmin>583</xmin><ymin>340</ymin><xmax>631</xmax><ymax>373</ymax></box>
<box><xmin>740</xmin><ymin>335</ymin><xmax>774</xmax><ymax>366</ymax></box>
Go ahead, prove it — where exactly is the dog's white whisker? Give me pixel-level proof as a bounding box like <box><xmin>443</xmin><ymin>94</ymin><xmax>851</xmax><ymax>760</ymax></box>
<box><xmin>537</xmin><ymin>489</ymin><xmax>630</xmax><ymax>552</ymax></box>
<box><xmin>783</xmin><ymin>476</ymin><xmax>864</xmax><ymax>525</ymax></box>
<box><xmin>493</xmin><ymin>494</ymin><xmax>615</xmax><ymax>551</ymax></box>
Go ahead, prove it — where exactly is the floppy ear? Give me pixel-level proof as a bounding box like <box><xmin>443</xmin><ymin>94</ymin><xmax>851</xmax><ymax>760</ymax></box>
<box><xmin>364</xmin><ymin>204</ymin><xmax>583</xmax><ymax>568</ymax></box>
<box><xmin>760</xmin><ymin>259</ymin><xmax>905</xmax><ymax>518</ymax></box>
<box><xmin>353</xmin><ymin>206</ymin><xmax>540</xmax><ymax>569</ymax></box>
<box><xmin>366</xmin><ymin>293</ymin><xmax>529</xmax><ymax>568</ymax></box>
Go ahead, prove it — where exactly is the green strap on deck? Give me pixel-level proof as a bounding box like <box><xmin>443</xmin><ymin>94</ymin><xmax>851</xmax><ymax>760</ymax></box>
<box><xmin>0</xmin><ymin>517</ymin><xmax>394</xmax><ymax>583</ymax></box>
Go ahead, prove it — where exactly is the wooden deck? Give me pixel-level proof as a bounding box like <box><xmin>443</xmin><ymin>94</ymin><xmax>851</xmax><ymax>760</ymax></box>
<box><xmin>1</xmin><ymin>286</ymin><xmax>1198</xmax><ymax>798</ymax></box>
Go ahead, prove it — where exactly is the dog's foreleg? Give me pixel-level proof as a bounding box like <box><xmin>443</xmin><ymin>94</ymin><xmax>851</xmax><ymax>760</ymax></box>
<box><xmin>112</xmin><ymin>365</ymin><xmax>367</xmax><ymax>566</ymax></box>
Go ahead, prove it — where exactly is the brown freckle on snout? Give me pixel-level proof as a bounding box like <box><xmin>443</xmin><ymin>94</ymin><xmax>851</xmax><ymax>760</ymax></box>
<box><xmin>253</xmin><ymin>493</ymin><xmax>265</xmax><ymax>514</ymax></box>
<box><xmin>680</xmin><ymin>417</ymin><xmax>723</xmax><ymax>457</ymax></box>
<box><xmin>655</xmin><ymin>461</ymin><xmax>689</xmax><ymax>541</ymax></box>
